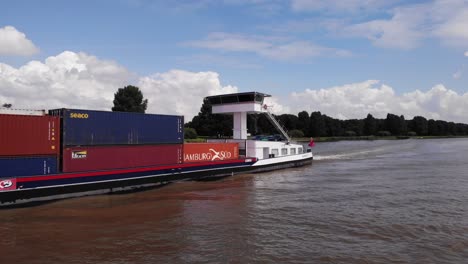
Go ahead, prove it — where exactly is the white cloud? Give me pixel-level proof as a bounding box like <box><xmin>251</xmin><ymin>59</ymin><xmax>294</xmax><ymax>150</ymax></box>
<box><xmin>291</xmin><ymin>0</ymin><xmax>393</xmax><ymax>13</ymax></box>
<box><xmin>287</xmin><ymin>80</ymin><xmax>468</xmax><ymax>123</ymax></box>
<box><xmin>342</xmin><ymin>4</ymin><xmax>427</xmax><ymax>49</ymax></box>
<box><xmin>259</xmin><ymin>41</ymin><xmax>349</xmax><ymax>60</ymax></box>
<box><xmin>138</xmin><ymin>70</ymin><xmax>237</xmax><ymax>121</ymax></box>
<box><xmin>1</xmin><ymin>52</ymin><xmax>467</xmax><ymax>124</ymax></box>
<box><xmin>264</xmin><ymin>96</ymin><xmax>289</xmax><ymax>114</ymax></box>
<box><xmin>0</xmin><ymin>51</ymin><xmax>131</xmax><ymax>110</ymax></box>
<box><xmin>187</xmin><ymin>32</ymin><xmax>271</xmax><ymax>53</ymax></box>
<box><xmin>0</xmin><ymin>26</ymin><xmax>39</xmax><ymax>56</ymax></box>
<box><xmin>465</xmin><ymin>51</ymin><xmax>468</xmax><ymax>57</ymax></box>
<box><xmin>431</xmin><ymin>1</ymin><xmax>468</xmax><ymax>47</ymax></box>
<box><xmin>0</xmin><ymin>51</ymin><xmax>236</xmax><ymax>121</ymax></box>
<box><xmin>186</xmin><ymin>32</ymin><xmax>351</xmax><ymax>60</ymax></box>
<box><xmin>288</xmin><ymin>1</ymin><xmax>467</xmax><ymax>50</ymax></box>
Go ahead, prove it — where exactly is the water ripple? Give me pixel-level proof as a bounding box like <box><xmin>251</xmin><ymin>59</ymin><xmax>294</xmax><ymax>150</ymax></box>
<box><xmin>2</xmin><ymin>139</ymin><xmax>468</xmax><ymax>263</ymax></box>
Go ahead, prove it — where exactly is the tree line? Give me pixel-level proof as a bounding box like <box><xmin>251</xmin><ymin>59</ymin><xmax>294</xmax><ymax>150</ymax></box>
<box><xmin>6</xmin><ymin>85</ymin><xmax>466</xmax><ymax>139</ymax></box>
<box><xmin>107</xmin><ymin>87</ymin><xmax>467</xmax><ymax>138</ymax></box>
<box><xmin>186</xmin><ymin>99</ymin><xmax>468</xmax><ymax>138</ymax></box>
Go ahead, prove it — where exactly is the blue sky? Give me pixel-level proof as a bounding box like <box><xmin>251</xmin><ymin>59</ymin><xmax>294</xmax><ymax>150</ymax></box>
<box><xmin>1</xmin><ymin>0</ymin><xmax>467</xmax><ymax>122</ymax></box>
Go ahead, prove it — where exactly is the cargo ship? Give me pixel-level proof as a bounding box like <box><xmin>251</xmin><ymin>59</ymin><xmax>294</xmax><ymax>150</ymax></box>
<box><xmin>0</xmin><ymin>92</ymin><xmax>312</xmax><ymax>207</ymax></box>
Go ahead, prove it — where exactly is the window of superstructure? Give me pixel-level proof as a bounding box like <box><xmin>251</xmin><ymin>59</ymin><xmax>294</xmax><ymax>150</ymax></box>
<box><xmin>281</xmin><ymin>148</ymin><xmax>288</xmax><ymax>155</ymax></box>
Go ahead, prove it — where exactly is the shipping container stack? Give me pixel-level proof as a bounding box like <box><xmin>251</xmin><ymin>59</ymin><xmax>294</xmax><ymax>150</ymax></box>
<box><xmin>48</xmin><ymin>109</ymin><xmax>184</xmax><ymax>173</ymax></box>
<box><xmin>0</xmin><ymin>114</ymin><xmax>60</xmax><ymax>177</ymax></box>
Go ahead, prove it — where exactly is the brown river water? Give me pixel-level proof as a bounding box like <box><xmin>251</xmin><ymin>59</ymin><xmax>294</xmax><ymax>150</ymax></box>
<box><xmin>1</xmin><ymin>138</ymin><xmax>468</xmax><ymax>264</ymax></box>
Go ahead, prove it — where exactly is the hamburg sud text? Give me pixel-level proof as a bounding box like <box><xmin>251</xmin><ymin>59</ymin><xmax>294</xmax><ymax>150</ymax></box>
<box><xmin>184</xmin><ymin>143</ymin><xmax>239</xmax><ymax>163</ymax></box>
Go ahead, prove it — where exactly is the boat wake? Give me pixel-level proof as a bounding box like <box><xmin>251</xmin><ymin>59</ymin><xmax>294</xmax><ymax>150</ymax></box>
<box><xmin>314</xmin><ymin>147</ymin><xmax>389</xmax><ymax>161</ymax></box>
<box><xmin>314</xmin><ymin>153</ymin><xmax>353</xmax><ymax>160</ymax></box>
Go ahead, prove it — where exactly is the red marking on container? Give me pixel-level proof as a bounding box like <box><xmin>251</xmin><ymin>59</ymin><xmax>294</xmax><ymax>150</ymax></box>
<box><xmin>62</xmin><ymin>144</ymin><xmax>183</xmax><ymax>173</ymax></box>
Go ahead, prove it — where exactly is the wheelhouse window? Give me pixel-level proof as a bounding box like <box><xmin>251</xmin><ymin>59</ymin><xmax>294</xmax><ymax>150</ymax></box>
<box><xmin>238</xmin><ymin>94</ymin><xmax>255</xmax><ymax>102</ymax></box>
<box><xmin>221</xmin><ymin>95</ymin><xmax>239</xmax><ymax>104</ymax></box>
<box><xmin>205</xmin><ymin>92</ymin><xmax>270</xmax><ymax>106</ymax></box>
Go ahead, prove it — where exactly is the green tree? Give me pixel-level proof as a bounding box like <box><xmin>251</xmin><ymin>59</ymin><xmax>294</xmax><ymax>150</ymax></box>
<box><xmin>288</xmin><ymin>129</ymin><xmax>304</xmax><ymax>138</ymax></box>
<box><xmin>184</xmin><ymin>127</ymin><xmax>198</xmax><ymax>139</ymax></box>
<box><xmin>309</xmin><ymin>111</ymin><xmax>326</xmax><ymax>137</ymax></box>
<box><xmin>363</xmin><ymin>114</ymin><xmax>377</xmax><ymax>135</ymax></box>
<box><xmin>385</xmin><ymin>114</ymin><xmax>408</xmax><ymax>136</ymax></box>
<box><xmin>456</xmin><ymin>123</ymin><xmax>468</xmax><ymax>135</ymax></box>
<box><xmin>447</xmin><ymin>121</ymin><xmax>457</xmax><ymax>135</ymax></box>
<box><xmin>188</xmin><ymin>99</ymin><xmax>232</xmax><ymax>137</ymax></box>
<box><xmin>428</xmin><ymin>119</ymin><xmax>438</xmax><ymax>135</ymax></box>
<box><xmin>247</xmin><ymin>114</ymin><xmax>275</xmax><ymax>135</ymax></box>
<box><xmin>112</xmin><ymin>85</ymin><xmax>148</xmax><ymax>113</ymax></box>
<box><xmin>399</xmin><ymin>115</ymin><xmax>408</xmax><ymax>135</ymax></box>
<box><xmin>436</xmin><ymin>120</ymin><xmax>448</xmax><ymax>135</ymax></box>
<box><xmin>324</xmin><ymin>115</ymin><xmax>344</xmax><ymax>136</ymax></box>
<box><xmin>409</xmin><ymin>116</ymin><xmax>428</xmax><ymax>136</ymax></box>
<box><xmin>378</xmin><ymin>131</ymin><xmax>392</xmax><ymax>136</ymax></box>
<box><xmin>297</xmin><ymin>111</ymin><xmax>309</xmax><ymax>136</ymax></box>
<box><xmin>277</xmin><ymin>114</ymin><xmax>298</xmax><ymax>131</ymax></box>
<box><xmin>342</xmin><ymin>119</ymin><xmax>364</xmax><ymax>136</ymax></box>
<box><xmin>385</xmin><ymin>113</ymin><xmax>400</xmax><ymax>135</ymax></box>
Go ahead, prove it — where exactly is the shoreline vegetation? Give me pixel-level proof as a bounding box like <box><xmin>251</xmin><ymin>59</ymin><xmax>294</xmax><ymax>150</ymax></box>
<box><xmin>292</xmin><ymin>135</ymin><xmax>468</xmax><ymax>143</ymax></box>
<box><xmin>185</xmin><ymin>135</ymin><xmax>468</xmax><ymax>143</ymax></box>
<box><xmin>185</xmin><ymin>100</ymin><xmax>468</xmax><ymax>142</ymax></box>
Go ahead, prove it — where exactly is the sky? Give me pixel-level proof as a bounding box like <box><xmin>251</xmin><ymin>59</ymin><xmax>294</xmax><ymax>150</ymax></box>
<box><xmin>0</xmin><ymin>0</ymin><xmax>467</xmax><ymax>123</ymax></box>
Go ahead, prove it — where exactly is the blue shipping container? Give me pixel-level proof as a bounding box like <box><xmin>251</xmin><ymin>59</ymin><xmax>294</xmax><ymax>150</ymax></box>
<box><xmin>49</xmin><ymin>109</ymin><xmax>184</xmax><ymax>146</ymax></box>
<box><xmin>0</xmin><ymin>156</ymin><xmax>58</xmax><ymax>177</ymax></box>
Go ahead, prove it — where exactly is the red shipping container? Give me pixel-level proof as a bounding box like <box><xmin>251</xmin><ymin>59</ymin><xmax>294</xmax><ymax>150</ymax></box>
<box><xmin>0</xmin><ymin>114</ymin><xmax>60</xmax><ymax>156</ymax></box>
<box><xmin>184</xmin><ymin>143</ymin><xmax>239</xmax><ymax>163</ymax></box>
<box><xmin>62</xmin><ymin>144</ymin><xmax>183</xmax><ymax>173</ymax></box>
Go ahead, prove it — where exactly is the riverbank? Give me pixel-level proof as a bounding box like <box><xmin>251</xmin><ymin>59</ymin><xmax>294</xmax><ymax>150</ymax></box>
<box><xmin>185</xmin><ymin>135</ymin><xmax>468</xmax><ymax>143</ymax></box>
<box><xmin>293</xmin><ymin>135</ymin><xmax>468</xmax><ymax>143</ymax></box>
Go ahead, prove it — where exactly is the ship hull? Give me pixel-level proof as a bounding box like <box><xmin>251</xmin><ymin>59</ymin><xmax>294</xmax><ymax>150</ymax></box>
<box><xmin>0</xmin><ymin>153</ymin><xmax>312</xmax><ymax>207</ymax></box>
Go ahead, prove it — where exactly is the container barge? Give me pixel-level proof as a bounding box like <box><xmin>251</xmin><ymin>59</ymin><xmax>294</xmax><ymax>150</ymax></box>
<box><xmin>0</xmin><ymin>92</ymin><xmax>312</xmax><ymax>207</ymax></box>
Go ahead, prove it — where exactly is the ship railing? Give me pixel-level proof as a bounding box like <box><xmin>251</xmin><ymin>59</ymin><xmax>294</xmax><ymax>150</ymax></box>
<box><xmin>0</xmin><ymin>108</ymin><xmax>47</xmax><ymax>116</ymax></box>
<box><xmin>264</xmin><ymin>110</ymin><xmax>291</xmax><ymax>143</ymax></box>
